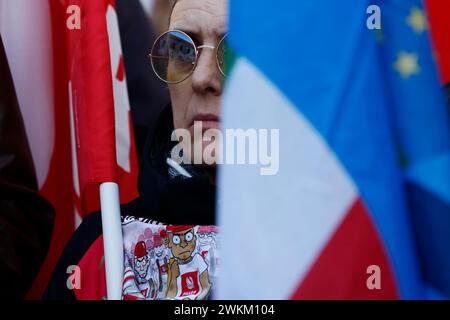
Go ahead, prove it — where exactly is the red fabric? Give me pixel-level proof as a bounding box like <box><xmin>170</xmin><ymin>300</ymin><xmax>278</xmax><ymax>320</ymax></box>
<box><xmin>67</xmin><ymin>0</ymin><xmax>139</xmax><ymax>216</ymax></box>
<box><xmin>27</xmin><ymin>0</ymin><xmax>139</xmax><ymax>297</ymax></box>
<box><xmin>74</xmin><ymin>236</ymin><xmax>107</xmax><ymax>300</ymax></box>
<box><xmin>26</xmin><ymin>1</ymin><xmax>75</xmax><ymax>299</ymax></box>
<box><xmin>66</xmin><ymin>0</ymin><xmax>118</xmax><ymax>188</ymax></box>
<box><xmin>134</xmin><ymin>241</ymin><xmax>147</xmax><ymax>258</ymax></box>
<box><xmin>291</xmin><ymin>199</ymin><xmax>399</xmax><ymax>299</ymax></box>
<box><xmin>167</xmin><ymin>225</ymin><xmax>195</xmax><ymax>233</ymax></box>
<box><xmin>426</xmin><ymin>0</ymin><xmax>450</xmax><ymax>84</ymax></box>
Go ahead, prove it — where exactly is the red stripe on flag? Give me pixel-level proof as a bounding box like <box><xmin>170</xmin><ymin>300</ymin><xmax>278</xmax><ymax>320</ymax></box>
<box><xmin>67</xmin><ymin>0</ymin><xmax>118</xmax><ymax>188</ymax></box>
<box><xmin>291</xmin><ymin>199</ymin><xmax>399</xmax><ymax>299</ymax></box>
<box><xmin>68</xmin><ymin>0</ymin><xmax>139</xmax><ymax>217</ymax></box>
<box><xmin>80</xmin><ymin>105</ymin><xmax>138</xmax><ymax>216</ymax></box>
<box><xmin>426</xmin><ymin>0</ymin><xmax>450</xmax><ymax>84</ymax></box>
<box><xmin>26</xmin><ymin>0</ymin><xmax>74</xmax><ymax>299</ymax></box>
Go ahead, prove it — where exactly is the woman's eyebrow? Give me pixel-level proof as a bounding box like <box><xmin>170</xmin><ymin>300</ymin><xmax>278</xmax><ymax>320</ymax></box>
<box><xmin>171</xmin><ymin>26</ymin><xmax>199</xmax><ymax>37</ymax></box>
<box><xmin>169</xmin><ymin>27</ymin><xmax>200</xmax><ymax>43</ymax></box>
<box><xmin>171</xmin><ymin>26</ymin><xmax>227</xmax><ymax>42</ymax></box>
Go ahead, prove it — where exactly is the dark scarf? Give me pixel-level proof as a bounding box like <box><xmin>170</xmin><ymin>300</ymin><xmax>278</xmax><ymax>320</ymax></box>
<box><xmin>123</xmin><ymin>105</ymin><xmax>216</xmax><ymax>225</ymax></box>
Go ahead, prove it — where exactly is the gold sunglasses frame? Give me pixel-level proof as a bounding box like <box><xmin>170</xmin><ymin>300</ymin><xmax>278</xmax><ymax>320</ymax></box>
<box><xmin>148</xmin><ymin>29</ymin><xmax>227</xmax><ymax>84</ymax></box>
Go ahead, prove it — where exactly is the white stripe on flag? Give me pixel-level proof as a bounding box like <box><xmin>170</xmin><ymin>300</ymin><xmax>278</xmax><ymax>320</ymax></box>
<box><xmin>218</xmin><ymin>58</ymin><xmax>358</xmax><ymax>299</ymax></box>
<box><xmin>106</xmin><ymin>5</ymin><xmax>132</xmax><ymax>173</ymax></box>
<box><xmin>0</xmin><ymin>0</ymin><xmax>55</xmax><ymax>189</ymax></box>
<box><xmin>68</xmin><ymin>81</ymin><xmax>81</xmax><ymax>198</ymax></box>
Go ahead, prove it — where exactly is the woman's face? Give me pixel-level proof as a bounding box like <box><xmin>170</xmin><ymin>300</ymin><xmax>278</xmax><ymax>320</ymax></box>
<box><xmin>168</xmin><ymin>0</ymin><xmax>228</xmax><ymax>166</ymax></box>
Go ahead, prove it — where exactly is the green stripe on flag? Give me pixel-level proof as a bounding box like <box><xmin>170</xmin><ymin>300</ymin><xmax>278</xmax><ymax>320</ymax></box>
<box><xmin>224</xmin><ymin>41</ymin><xmax>238</xmax><ymax>77</ymax></box>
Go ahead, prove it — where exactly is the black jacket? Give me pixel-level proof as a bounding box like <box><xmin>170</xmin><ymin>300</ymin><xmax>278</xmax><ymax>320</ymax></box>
<box><xmin>44</xmin><ymin>106</ymin><xmax>216</xmax><ymax>299</ymax></box>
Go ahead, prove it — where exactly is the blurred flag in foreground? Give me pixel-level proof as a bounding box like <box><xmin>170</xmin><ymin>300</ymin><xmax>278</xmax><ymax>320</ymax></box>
<box><xmin>218</xmin><ymin>0</ymin><xmax>450</xmax><ymax>299</ymax></box>
<box><xmin>0</xmin><ymin>0</ymin><xmax>138</xmax><ymax>298</ymax></box>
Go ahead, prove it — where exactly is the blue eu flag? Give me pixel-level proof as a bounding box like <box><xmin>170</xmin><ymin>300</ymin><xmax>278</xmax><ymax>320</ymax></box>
<box><xmin>375</xmin><ymin>0</ymin><xmax>450</xmax><ymax>298</ymax></box>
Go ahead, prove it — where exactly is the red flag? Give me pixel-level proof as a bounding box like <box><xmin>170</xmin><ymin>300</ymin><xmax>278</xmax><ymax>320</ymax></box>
<box><xmin>67</xmin><ymin>0</ymin><xmax>139</xmax><ymax>218</ymax></box>
<box><xmin>67</xmin><ymin>0</ymin><xmax>117</xmax><ymax>186</ymax></box>
<box><xmin>426</xmin><ymin>0</ymin><xmax>450</xmax><ymax>84</ymax></box>
<box><xmin>1</xmin><ymin>0</ymin><xmax>75</xmax><ymax>299</ymax></box>
<box><xmin>1</xmin><ymin>0</ymin><xmax>139</xmax><ymax>297</ymax></box>
<box><xmin>65</xmin><ymin>0</ymin><xmax>139</xmax><ymax>299</ymax></box>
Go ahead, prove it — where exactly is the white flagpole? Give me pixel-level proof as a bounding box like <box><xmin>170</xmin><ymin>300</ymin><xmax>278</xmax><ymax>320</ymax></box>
<box><xmin>100</xmin><ymin>182</ymin><xmax>124</xmax><ymax>300</ymax></box>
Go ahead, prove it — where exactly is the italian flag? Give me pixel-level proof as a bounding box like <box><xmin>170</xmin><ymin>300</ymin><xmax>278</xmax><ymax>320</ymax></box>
<box><xmin>218</xmin><ymin>0</ymin><xmax>450</xmax><ymax>299</ymax></box>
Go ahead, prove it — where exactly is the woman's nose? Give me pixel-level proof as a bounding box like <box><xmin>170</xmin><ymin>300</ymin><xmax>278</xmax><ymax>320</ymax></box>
<box><xmin>191</xmin><ymin>48</ymin><xmax>222</xmax><ymax>96</ymax></box>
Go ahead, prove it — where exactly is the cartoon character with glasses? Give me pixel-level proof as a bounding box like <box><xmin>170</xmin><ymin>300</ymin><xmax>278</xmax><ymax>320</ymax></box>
<box><xmin>133</xmin><ymin>241</ymin><xmax>159</xmax><ymax>300</ymax></box>
<box><xmin>166</xmin><ymin>225</ymin><xmax>212</xmax><ymax>300</ymax></box>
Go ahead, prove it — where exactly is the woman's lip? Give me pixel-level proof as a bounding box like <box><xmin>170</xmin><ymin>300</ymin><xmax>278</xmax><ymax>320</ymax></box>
<box><xmin>198</xmin><ymin>120</ymin><xmax>220</xmax><ymax>130</ymax></box>
<box><xmin>190</xmin><ymin>116</ymin><xmax>221</xmax><ymax>129</ymax></box>
<box><xmin>191</xmin><ymin>115</ymin><xmax>220</xmax><ymax>122</ymax></box>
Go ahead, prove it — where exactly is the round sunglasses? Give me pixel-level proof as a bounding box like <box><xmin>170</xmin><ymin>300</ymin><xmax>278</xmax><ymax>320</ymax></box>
<box><xmin>149</xmin><ymin>30</ymin><xmax>228</xmax><ymax>84</ymax></box>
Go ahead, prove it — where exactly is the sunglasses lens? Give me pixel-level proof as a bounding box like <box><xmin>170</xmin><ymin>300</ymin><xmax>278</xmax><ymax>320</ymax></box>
<box><xmin>217</xmin><ymin>35</ymin><xmax>230</xmax><ymax>76</ymax></box>
<box><xmin>151</xmin><ymin>31</ymin><xmax>196</xmax><ymax>83</ymax></box>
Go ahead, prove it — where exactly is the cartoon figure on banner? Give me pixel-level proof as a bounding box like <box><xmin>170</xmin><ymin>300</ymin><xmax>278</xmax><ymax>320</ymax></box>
<box><xmin>196</xmin><ymin>226</ymin><xmax>219</xmax><ymax>279</ymax></box>
<box><xmin>132</xmin><ymin>229</ymin><xmax>160</xmax><ymax>300</ymax></box>
<box><xmin>154</xmin><ymin>229</ymin><xmax>171</xmax><ymax>299</ymax></box>
<box><xmin>196</xmin><ymin>226</ymin><xmax>218</xmax><ymax>255</ymax></box>
<box><xmin>122</xmin><ymin>254</ymin><xmax>145</xmax><ymax>300</ymax></box>
<box><xmin>166</xmin><ymin>225</ymin><xmax>212</xmax><ymax>300</ymax></box>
